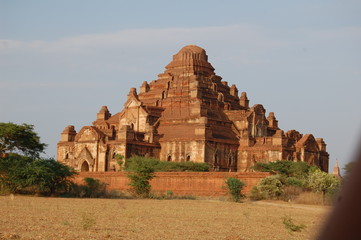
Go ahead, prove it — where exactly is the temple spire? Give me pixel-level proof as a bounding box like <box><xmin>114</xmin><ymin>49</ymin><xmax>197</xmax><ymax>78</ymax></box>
<box><xmin>333</xmin><ymin>159</ymin><xmax>341</xmax><ymax>178</ymax></box>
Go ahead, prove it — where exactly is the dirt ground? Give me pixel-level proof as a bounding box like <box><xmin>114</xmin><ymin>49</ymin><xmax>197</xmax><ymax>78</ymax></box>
<box><xmin>0</xmin><ymin>195</ymin><xmax>331</xmax><ymax>240</ymax></box>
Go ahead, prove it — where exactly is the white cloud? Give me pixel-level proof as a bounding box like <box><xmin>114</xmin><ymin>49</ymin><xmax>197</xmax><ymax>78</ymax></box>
<box><xmin>0</xmin><ymin>24</ymin><xmax>289</xmax><ymax>53</ymax></box>
<box><xmin>0</xmin><ymin>24</ymin><xmax>360</xmax><ymax>88</ymax></box>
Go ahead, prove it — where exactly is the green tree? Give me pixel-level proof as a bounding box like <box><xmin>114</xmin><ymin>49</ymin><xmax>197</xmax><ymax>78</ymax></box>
<box><xmin>0</xmin><ymin>154</ymin><xmax>33</xmax><ymax>192</ymax></box>
<box><xmin>225</xmin><ymin>177</ymin><xmax>245</xmax><ymax>202</ymax></box>
<box><xmin>28</xmin><ymin>158</ymin><xmax>76</xmax><ymax>193</ymax></box>
<box><xmin>0</xmin><ymin>154</ymin><xmax>76</xmax><ymax>194</ymax></box>
<box><xmin>343</xmin><ymin>161</ymin><xmax>356</xmax><ymax>180</ymax></box>
<box><xmin>0</xmin><ymin>122</ymin><xmax>47</xmax><ymax>158</ymax></box>
<box><xmin>308</xmin><ymin>169</ymin><xmax>341</xmax><ymax>203</ymax></box>
<box><xmin>125</xmin><ymin>155</ymin><xmax>209</xmax><ymax>172</ymax></box>
<box><xmin>127</xmin><ymin>156</ymin><xmax>155</xmax><ymax>197</ymax></box>
<box><xmin>254</xmin><ymin>160</ymin><xmax>317</xmax><ymax>178</ymax></box>
<box><xmin>115</xmin><ymin>154</ymin><xmax>125</xmax><ymax>171</ymax></box>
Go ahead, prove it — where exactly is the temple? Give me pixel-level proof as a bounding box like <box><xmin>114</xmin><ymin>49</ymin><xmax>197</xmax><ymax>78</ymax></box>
<box><xmin>57</xmin><ymin>45</ymin><xmax>329</xmax><ymax>172</ymax></box>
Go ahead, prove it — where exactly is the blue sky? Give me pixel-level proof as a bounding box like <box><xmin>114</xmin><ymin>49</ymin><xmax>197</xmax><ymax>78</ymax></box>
<box><xmin>1</xmin><ymin>0</ymin><xmax>360</xmax><ymax>173</ymax></box>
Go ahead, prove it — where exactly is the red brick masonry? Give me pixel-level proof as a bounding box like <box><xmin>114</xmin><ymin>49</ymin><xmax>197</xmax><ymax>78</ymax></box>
<box><xmin>74</xmin><ymin>172</ymin><xmax>271</xmax><ymax>196</ymax></box>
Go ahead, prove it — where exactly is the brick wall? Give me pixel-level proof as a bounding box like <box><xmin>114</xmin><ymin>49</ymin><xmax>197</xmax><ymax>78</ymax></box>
<box><xmin>74</xmin><ymin>172</ymin><xmax>270</xmax><ymax>197</ymax></box>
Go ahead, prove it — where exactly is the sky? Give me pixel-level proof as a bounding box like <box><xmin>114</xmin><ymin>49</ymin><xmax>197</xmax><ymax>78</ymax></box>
<box><xmin>0</xmin><ymin>0</ymin><xmax>360</xmax><ymax>173</ymax></box>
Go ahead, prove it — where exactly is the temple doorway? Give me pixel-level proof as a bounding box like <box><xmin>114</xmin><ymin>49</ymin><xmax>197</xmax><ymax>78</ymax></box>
<box><xmin>81</xmin><ymin>161</ymin><xmax>89</xmax><ymax>172</ymax></box>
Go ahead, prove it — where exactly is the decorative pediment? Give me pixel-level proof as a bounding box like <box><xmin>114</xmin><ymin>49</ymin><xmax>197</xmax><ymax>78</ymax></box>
<box><xmin>296</xmin><ymin>134</ymin><xmax>320</xmax><ymax>152</ymax></box>
<box><xmin>75</xmin><ymin>126</ymin><xmax>101</xmax><ymax>142</ymax></box>
<box><xmin>76</xmin><ymin>147</ymin><xmax>94</xmax><ymax>164</ymax></box>
<box><xmin>124</xmin><ymin>88</ymin><xmax>143</xmax><ymax>109</ymax></box>
<box><xmin>126</xmin><ymin>99</ymin><xmax>142</xmax><ymax>108</ymax></box>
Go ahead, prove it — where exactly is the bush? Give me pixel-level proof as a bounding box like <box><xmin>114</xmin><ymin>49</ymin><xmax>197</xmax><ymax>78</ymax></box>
<box><xmin>127</xmin><ymin>156</ymin><xmax>155</xmax><ymax>197</ymax></box>
<box><xmin>0</xmin><ymin>154</ymin><xmax>76</xmax><ymax>194</ymax></box>
<box><xmin>257</xmin><ymin>175</ymin><xmax>283</xmax><ymax>199</ymax></box>
<box><xmin>125</xmin><ymin>156</ymin><xmax>209</xmax><ymax>172</ymax></box>
<box><xmin>83</xmin><ymin>177</ymin><xmax>107</xmax><ymax>198</ymax></box>
<box><xmin>253</xmin><ymin>160</ymin><xmax>317</xmax><ymax>178</ymax></box>
<box><xmin>282</xmin><ymin>216</ymin><xmax>306</xmax><ymax>232</ymax></box>
<box><xmin>225</xmin><ymin>177</ymin><xmax>245</xmax><ymax>202</ymax></box>
<box><xmin>69</xmin><ymin>178</ymin><xmax>107</xmax><ymax>198</ymax></box>
<box><xmin>307</xmin><ymin>169</ymin><xmax>341</xmax><ymax>204</ymax></box>
<box><xmin>285</xmin><ymin>177</ymin><xmax>304</xmax><ymax>188</ymax></box>
<box><xmin>249</xmin><ymin>186</ymin><xmax>264</xmax><ymax>200</ymax></box>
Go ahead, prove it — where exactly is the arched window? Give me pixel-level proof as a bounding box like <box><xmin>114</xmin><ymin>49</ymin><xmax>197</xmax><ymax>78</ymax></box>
<box><xmin>186</xmin><ymin>155</ymin><xmax>191</xmax><ymax>162</ymax></box>
<box><xmin>65</xmin><ymin>153</ymin><xmax>69</xmax><ymax>159</ymax></box>
<box><xmin>81</xmin><ymin>161</ymin><xmax>89</xmax><ymax>172</ymax></box>
<box><xmin>162</xmin><ymin>91</ymin><xmax>166</xmax><ymax>99</ymax></box>
<box><xmin>167</xmin><ymin>155</ymin><xmax>172</xmax><ymax>162</ymax></box>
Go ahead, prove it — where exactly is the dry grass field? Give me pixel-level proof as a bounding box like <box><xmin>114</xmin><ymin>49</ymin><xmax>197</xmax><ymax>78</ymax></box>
<box><xmin>0</xmin><ymin>195</ymin><xmax>330</xmax><ymax>240</ymax></box>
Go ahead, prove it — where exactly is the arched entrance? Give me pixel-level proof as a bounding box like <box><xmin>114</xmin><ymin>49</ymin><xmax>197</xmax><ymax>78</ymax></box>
<box><xmin>81</xmin><ymin>161</ymin><xmax>90</xmax><ymax>172</ymax></box>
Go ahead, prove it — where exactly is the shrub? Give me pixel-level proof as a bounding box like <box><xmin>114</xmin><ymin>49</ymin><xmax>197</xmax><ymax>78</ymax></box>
<box><xmin>225</xmin><ymin>177</ymin><xmax>245</xmax><ymax>202</ymax></box>
<box><xmin>69</xmin><ymin>178</ymin><xmax>107</xmax><ymax>198</ymax></box>
<box><xmin>127</xmin><ymin>156</ymin><xmax>155</xmax><ymax>197</ymax></box>
<box><xmin>83</xmin><ymin>177</ymin><xmax>107</xmax><ymax>198</ymax></box>
<box><xmin>282</xmin><ymin>216</ymin><xmax>306</xmax><ymax>232</ymax></box>
<box><xmin>165</xmin><ymin>190</ymin><xmax>174</xmax><ymax>198</ymax></box>
<box><xmin>257</xmin><ymin>175</ymin><xmax>283</xmax><ymax>199</ymax></box>
<box><xmin>253</xmin><ymin>160</ymin><xmax>317</xmax><ymax>178</ymax></box>
<box><xmin>249</xmin><ymin>186</ymin><xmax>264</xmax><ymax>200</ymax></box>
<box><xmin>125</xmin><ymin>156</ymin><xmax>209</xmax><ymax>172</ymax></box>
<box><xmin>115</xmin><ymin>154</ymin><xmax>124</xmax><ymax>171</ymax></box>
<box><xmin>307</xmin><ymin>169</ymin><xmax>341</xmax><ymax>204</ymax></box>
<box><xmin>148</xmin><ymin>191</ymin><xmax>197</xmax><ymax>200</ymax></box>
<box><xmin>0</xmin><ymin>154</ymin><xmax>76</xmax><ymax>194</ymax></box>
<box><xmin>285</xmin><ymin>177</ymin><xmax>304</xmax><ymax>188</ymax></box>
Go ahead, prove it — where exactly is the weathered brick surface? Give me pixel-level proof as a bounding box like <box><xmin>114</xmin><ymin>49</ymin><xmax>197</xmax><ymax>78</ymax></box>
<box><xmin>73</xmin><ymin>172</ymin><xmax>270</xmax><ymax>196</ymax></box>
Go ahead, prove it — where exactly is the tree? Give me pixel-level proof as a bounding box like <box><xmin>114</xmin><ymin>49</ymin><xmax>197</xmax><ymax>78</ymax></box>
<box><xmin>308</xmin><ymin>169</ymin><xmax>341</xmax><ymax>203</ymax></box>
<box><xmin>0</xmin><ymin>154</ymin><xmax>76</xmax><ymax>194</ymax></box>
<box><xmin>0</xmin><ymin>122</ymin><xmax>47</xmax><ymax>158</ymax></box>
<box><xmin>0</xmin><ymin>153</ymin><xmax>33</xmax><ymax>192</ymax></box>
<box><xmin>28</xmin><ymin>158</ymin><xmax>76</xmax><ymax>193</ymax></box>
<box><xmin>343</xmin><ymin>161</ymin><xmax>356</xmax><ymax>180</ymax></box>
<box><xmin>125</xmin><ymin>155</ymin><xmax>210</xmax><ymax>172</ymax></box>
<box><xmin>127</xmin><ymin>156</ymin><xmax>155</xmax><ymax>197</ymax></box>
<box><xmin>225</xmin><ymin>177</ymin><xmax>245</xmax><ymax>202</ymax></box>
<box><xmin>253</xmin><ymin>160</ymin><xmax>317</xmax><ymax>178</ymax></box>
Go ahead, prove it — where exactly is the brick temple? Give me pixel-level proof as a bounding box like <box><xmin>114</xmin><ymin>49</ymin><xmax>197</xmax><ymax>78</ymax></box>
<box><xmin>57</xmin><ymin>45</ymin><xmax>329</xmax><ymax>172</ymax></box>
